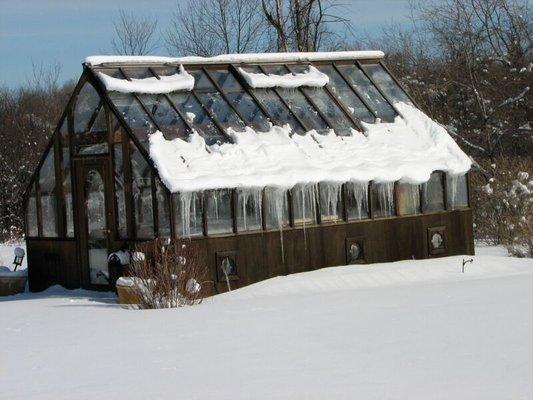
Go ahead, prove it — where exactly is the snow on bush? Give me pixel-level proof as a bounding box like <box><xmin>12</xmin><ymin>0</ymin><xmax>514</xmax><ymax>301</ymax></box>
<box><xmin>126</xmin><ymin>238</ymin><xmax>209</xmax><ymax>309</ymax></box>
<box><xmin>472</xmin><ymin>158</ymin><xmax>532</xmax><ymax>257</ymax></box>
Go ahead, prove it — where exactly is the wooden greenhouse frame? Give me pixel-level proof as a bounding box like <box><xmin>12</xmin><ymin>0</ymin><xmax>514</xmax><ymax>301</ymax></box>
<box><xmin>22</xmin><ymin>53</ymin><xmax>474</xmax><ymax>292</ymax></box>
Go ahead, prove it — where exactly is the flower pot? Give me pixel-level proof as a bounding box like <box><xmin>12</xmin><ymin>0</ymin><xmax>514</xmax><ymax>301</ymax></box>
<box><xmin>0</xmin><ymin>275</ymin><xmax>27</xmax><ymax>296</ymax></box>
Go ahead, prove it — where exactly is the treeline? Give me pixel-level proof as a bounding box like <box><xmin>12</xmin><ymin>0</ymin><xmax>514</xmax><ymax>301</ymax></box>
<box><xmin>0</xmin><ymin>0</ymin><xmax>530</xmax><ymax>249</ymax></box>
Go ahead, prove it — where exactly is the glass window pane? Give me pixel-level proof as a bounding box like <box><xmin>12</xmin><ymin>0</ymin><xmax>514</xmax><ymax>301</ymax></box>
<box><xmin>156</xmin><ymin>179</ymin><xmax>171</xmax><ymax>237</ymax></box>
<box><xmin>319</xmin><ymin>182</ymin><xmax>343</xmax><ymax>223</ymax></box>
<box><xmin>262</xmin><ymin>65</ymin><xmax>328</xmax><ymax>133</ymax></box>
<box><xmin>422</xmin><ymin>172</ymin><xmax>445</xmax><ymax>212</ymax></box>
<box><xmin>292</xmin><ymin>184</ymin><xmax>317</xmax><ymax>225</ymax></box>
<box><xmin>113</xmin><ymin>144</ymin><xmax>127</xmax><ymax>238</ymax></box>
<box><xmin>345</xmin><ymin>182</ymin><xmax>369</xmax><ymax>220</ymax></box>
<box><xmin>39</xmin><ymin>148</ymin><xmax>58</xmax><ymax>237</ymax></box>
<box><xmin>236</xmin><ymin>188</ymin><xmax>262</xmax><ymax>231</ymax></box>
<box><xmin>196</xmin><ymin>92</ymin><xmax>245</xmax><ymax>131</ymax></box>
<box><xmin>89</xmin><ymin>105</ymin><xmax>107</xmax><ymax>132</ymax></box>
<box><xmin>137</xmin><ymin>94</ymin><xmax>189</xmax><ymax>140</ymax></box>
<box><xmin>26</xmin><ymin>182</ymin><xmax>38</xmax><ymax>237</ymax></box>
<box><xmin>74</xmin><ymin>83</ymin><xmax>100</xmax><ymax>133</ymax></box>
<box><xmin>108</xmin><ymin>92</ymin><xmax>156</xmax><ymax>146</ymax></box>
<box><xmin>317</xmin><ymin>65</ymin><xmax>375</xmax><ymax>123</ymax></box>
<box><xmin>174</xmin><ymin>192</ymin><xmax>203</xmax><ymax>238</ymax></box>
<box><xmin>337</xmin><ymin>65</ymin><xmax>397</xmax><ymax>122</ymax></box>
<box><xmin>371</xmin><ymin>182</ymin><xmax>395</xmax><ymax>218</ymax></box>
<box><xmin>122</xmin><ymin>68</ymin><xmax>152</xmax><ymax>79</ymax></box>
<box><xmin>447</xmin><ymin>173</ymin><xmax>469</xmax><ymax>209</ymax></box>
<box><xmin>131</xmin><ymin>145</ymin><xmax>154</xmax><ymax>238</ymax></box>
<box><xmin>169</xmin><ymin>92</ymin><xmax>227</xmax><ymax>145</ymax></box>
<box><xmin>362</xmin><ymin>64</ymin><xmax>413</xmax><ymax>105</ymax></box>
<box><xmin>59</xmin><ymin>120</ymin><xmax>74</xmax><ymax>237</ymax></box>
<box><xmin>206</xmin><ymin>189</ymin><xmax>233</xmax><ymax>235</ymax></box>
<box><xmin>397</xmin><ymin>182</ymin><xmax>420</xmax><ymax>216</ymax></box>
<box><xmin>264</xmin><ymin>187</ymin><xmax>289</xmax><ymax>230</ymax></box>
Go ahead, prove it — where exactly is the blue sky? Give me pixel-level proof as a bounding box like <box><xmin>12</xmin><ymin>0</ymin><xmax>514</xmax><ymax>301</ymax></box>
<box><xmin>0</xmin><ymin>0</ymin><xmax>414</xmax><ymax>88</ymax></box>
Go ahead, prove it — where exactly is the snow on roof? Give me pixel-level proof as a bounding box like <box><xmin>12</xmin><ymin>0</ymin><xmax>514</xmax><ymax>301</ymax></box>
<box><xmin>238</xmin><ymin>65</ymin><xmax>328</xmax><ymax>88</ymax></box>
<box><xmin>97</xmin><ymin>66</ymin><xmax>194</xmax><ymax>94</ymax></box>
<box><xmin>84</xmin><ymin>50</ymin><xmax>384</xmax><ymax>66</ymax></box>
<box><xmin>149</xmin><ymin>102</ymin><xmax>471</xmax><ymax>193</ymax></box>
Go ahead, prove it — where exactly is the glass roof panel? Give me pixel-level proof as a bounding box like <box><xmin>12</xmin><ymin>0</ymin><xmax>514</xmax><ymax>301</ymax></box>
<box><xmin>168</xmin><ymin>92</ymin><xmax>228</xmax><ymax>145</ymax></box>
<box><xmin>207</xmin><ymin>69</ymin><xmax>241</xmax><ymax>91</ymax></box>
<box><xmin>206</xmin><ymin>68</ymin><xmax>270</xmax><ymax>131</ymax></box>
<box><xmin>137</xmin><ymin>94</ymin><xmax>189</xmax><ymax>140</ymax></box>
<box><xmin>196</xmin><ymin>92</ymin><xmax>245</xmax><ymax>131</ymax></box>
<box><xmin>121</xmin><ymin>68</ymin><xmax>153</xmax><ymax>79</ymax></box>
<box><xmin>316</xmin><ymin>65</ymin><xmax>375</xmax><ymax>123</ymax></box>
<box><xmin>336</xmin><ymin>64</ymin><xmax>397</xmax><ymax>122</ymax></box>
<box><xmin>239</xmin><ymin>65</ymin><xmax>305</xmax><ymax>134</ymax></box>
<box><xmin>190</xmin><ymin>70</ymin><xmax>216</xmax><ymax>91</ymax></box>
<box><xmin>261</xmin><ymin>65</ymin><xmax>328</xmax><ymax>132</ymax></box>
<box><xmin>301</xmin><ymin>87</ymin><xmax>354</xmax><ymax>136</ymax></box>
<box><xmin>108</xmin><ymin>92</ymin><xmax>156</xmax><ymax>145</ymax></box>
<box><xmin>362</xmin><ymin>64</ymin><xmax>413</xmax><ymax>105</ymax></box>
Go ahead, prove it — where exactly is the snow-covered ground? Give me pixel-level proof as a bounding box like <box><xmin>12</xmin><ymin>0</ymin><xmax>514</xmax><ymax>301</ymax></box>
<box><xmin>1</xmin><ymin>245</ymin><xmax>532</xmax><ymax>399</ymax></box>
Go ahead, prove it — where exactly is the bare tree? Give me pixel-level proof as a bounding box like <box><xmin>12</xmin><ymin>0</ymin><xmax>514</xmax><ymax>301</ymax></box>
<box><xmin>111</xmin><ymin>10</ymin><xmax>158</xmax><ymax>55</ymax></box>
<box><xmin>165</xmin><ymin>0</ymin><xmax>270</xmax><ymax>56</ymax></box>
<box><xmin>261</xmin><ymin>0</ymin><xmax>352</xmax><ymax>51</ymax></box>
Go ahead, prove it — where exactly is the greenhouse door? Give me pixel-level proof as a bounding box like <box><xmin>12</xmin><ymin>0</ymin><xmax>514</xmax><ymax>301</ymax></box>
<box><xmin>75</xmin><ymin>158</ymin><xmax>115</xmax><ymax>287</ymax></box>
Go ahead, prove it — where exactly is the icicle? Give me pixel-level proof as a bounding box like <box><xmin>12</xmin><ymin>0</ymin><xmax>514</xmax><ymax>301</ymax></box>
<box><xmin>378</xmin><ymin>182</ymin><xmax>395</xmax><ymax>215</ymax></box>
<box><xmin>320</xmin><ymin>182</ymin><xmax>342</xmax><ymax>222</ymax></box>
<box><xmin>180</xmin><ymin>192</ymin><xmax>192</xmax><ymax>238</ymax></box>
<box><xmin>355</xmin><ymin>182</ymin><xmax>368</xmax><ymax>218</ymax></box>
<box><xmin>448</xmin><ymin>174</ymin><xmax>458</xmax><ymax>209</ymax></box>
<box><xmin>266</xmin><ymin>187</ymin><xmax>288</xmax><ymax>263</ymax></box>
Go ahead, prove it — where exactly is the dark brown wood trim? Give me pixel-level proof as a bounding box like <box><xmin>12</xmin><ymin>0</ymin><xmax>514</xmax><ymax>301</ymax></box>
<box><xmin>122</xmin><ymin>136</ymin><xmax>135</xmax><ymax>239</ymax></box>
<box><xmin>53</xmin><ymin>132</ymin><xmax>65</xmax><ymax>238</ymax></box>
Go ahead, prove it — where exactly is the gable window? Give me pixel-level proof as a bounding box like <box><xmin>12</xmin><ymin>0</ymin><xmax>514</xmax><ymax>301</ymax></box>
<box><xmin>73</xmin><ymin>82</ymin><xmax>109</xmax><ymax>155</ymax></box>
<box><xmin>26</xmin><ymin>182</ymin><xmax>38</xmax><ymax>237</ymax></box>
<box><xmin>370</xmin><ymin>182</ymin><xmax>395</xmax><ymax>218</ymax></box>
<box><xmin>39</xmin><ymin>148</ymin><xmax>58</xmax><ymax>237</ymax></box>
<box><xmin>155</xmin><ymin>179</ymin><xmax>171</xmax><ymax>238</ymax></box>
<box><xmin>396</xmin><ymin>182</ymin><xmax>420</xmax><ymax>216</ymax></box>
<box><xmin>59</xmin><ymin>120</ymin><xmax>74</xmax><ymax>237</ymax></box>
<box><xmin>422</xmin><ymin>172</ymin><xmax>445</xmax><ymax>212</ymax></box>
<box><xmin>131</xmin><ymin>145</ymin><xmax>154</xmax><ymax>238</ymax></box>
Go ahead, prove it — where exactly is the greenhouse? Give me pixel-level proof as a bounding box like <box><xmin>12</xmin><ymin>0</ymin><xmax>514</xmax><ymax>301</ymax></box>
<box><xmin>23</xmin><ymin>50</ymin><xmax>473</xmax><ymax>292</ymax></box>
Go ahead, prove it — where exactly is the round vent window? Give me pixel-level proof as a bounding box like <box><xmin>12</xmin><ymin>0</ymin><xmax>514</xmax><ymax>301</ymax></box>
<box><xmin>431</xmin><ymin>232</ymin><xmax>444</xmax><ymax>250</ymax></box>
<box><xmin>349</xmin><ymin>243</ymin><xmax>361</xmax><ymax>263</ymax></box>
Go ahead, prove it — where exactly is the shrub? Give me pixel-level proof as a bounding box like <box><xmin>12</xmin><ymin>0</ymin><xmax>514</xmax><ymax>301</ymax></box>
<box><xmin>126</xmin><ymin>238</ymin><xmax>210</xmax><ymax>309</ymax></box>
<box><xmin>472</xmin><ymin>157</ymin><xmax>532</xmax><ymax>257</ymax></box>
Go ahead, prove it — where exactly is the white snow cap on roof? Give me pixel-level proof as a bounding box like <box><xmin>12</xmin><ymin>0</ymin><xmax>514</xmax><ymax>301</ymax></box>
<box><xmin>84</xmin><ymin>50</ymin><xmax>384</xmax><ymax>66</ymax></box>
<box><xmin>96</xmin><ymin>66</ymin><xmax>194</xmax><ymax>94</ymax></box>
<box><xmin>149</xmin><ymin>102</ymin><xmax>471</xmax><ymax>193</ymax></box>
<box><xmin>238</xmin><ymin>66</ymin><xmax>328</xmax><ymax>88</ymax></box>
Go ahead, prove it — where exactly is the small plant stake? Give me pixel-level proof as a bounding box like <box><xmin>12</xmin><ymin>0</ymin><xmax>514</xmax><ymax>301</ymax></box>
<box><xmin>462</xmin><ymin>258</ymin><xmax>473</xmax><ymax>273</ymax></box>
